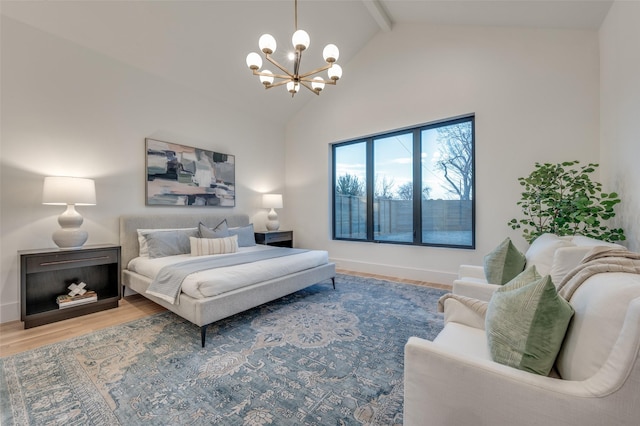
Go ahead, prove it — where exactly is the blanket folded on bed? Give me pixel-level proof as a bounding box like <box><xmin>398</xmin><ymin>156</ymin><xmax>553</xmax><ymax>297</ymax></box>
<box><xmin>146</xmin><ymin>247</ymin><xmax>308</xmax><ymax>304</ymax></box>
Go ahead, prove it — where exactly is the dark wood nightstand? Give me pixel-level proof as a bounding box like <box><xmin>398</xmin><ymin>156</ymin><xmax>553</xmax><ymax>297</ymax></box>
<box><xmin>19</xmin><ymin>244</ymin><xmax>121</xmax><ymax>328</ymax></box>
<box><xmin>254</xmin><ymin>230</ymin><xmax>293</xmax><ymax>248</ymax></box>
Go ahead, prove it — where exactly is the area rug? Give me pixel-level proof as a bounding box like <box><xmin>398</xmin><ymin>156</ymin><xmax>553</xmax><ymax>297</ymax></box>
<box><xmin>0</xmin><ymin>274</ymin><xmax>446</xmax><ymax>425</ymax></box>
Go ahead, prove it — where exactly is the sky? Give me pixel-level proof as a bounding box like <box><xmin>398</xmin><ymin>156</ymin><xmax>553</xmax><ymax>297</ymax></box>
<box><xmin>335</xmin><ymin>128</ymin><xmax>453</xmax><ymax>200</ymax></box>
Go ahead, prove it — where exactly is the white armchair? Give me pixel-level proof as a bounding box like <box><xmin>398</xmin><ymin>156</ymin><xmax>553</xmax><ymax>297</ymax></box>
<box><xmin>404</xmin><ymin>271</ymin><xmax>640</xmax><ymax>426</ymax></box>
<box><xmin>453</xmin><ymin>234</ymin><xmax>626</xmax><ymax>301</ymax></box>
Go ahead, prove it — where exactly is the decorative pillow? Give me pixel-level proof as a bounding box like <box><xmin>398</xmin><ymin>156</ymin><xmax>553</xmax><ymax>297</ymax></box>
<box><xmin>198</xmin><ymin>220</ymin><xmax>230</xmax><ymax>239</ymax></box>
<box><xmin>137</xmin><ymin>228</ymin><xmax>197</xmax><ymax>257</ymax></box>
<box><xmin>190</xmin><ymin>235</ymin><xmax>238</xmax><ymax>256</ymax></box>
<box><xmin>483</xmin><ymin>238</ymin><xmax>526</xmax><ymax>284</ymax></box>
<box><xmin>485</xmin><ymin>274</ymin><xmax>574</xmax><ymax>376</ymax></box>
<box><xmin>525</xmin><ymin>233</ymin><xmax>574</xmax><ymax>276</ymax></box>
<box><xmin>229</xmin><ymin>224</ymin><xmax>256</xmax><ymax>247</ymax></box>
<box><xmin>146</xmin><ymin>229</ymin><xmax>199</xmax><ymax>259</ymax></box>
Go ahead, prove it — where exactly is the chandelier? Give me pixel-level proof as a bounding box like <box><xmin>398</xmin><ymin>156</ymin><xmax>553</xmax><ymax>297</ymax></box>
<box><xmin>245</xmin><ymin>0</ymin><xmax>342</xmax><ymax>97</ymax></box>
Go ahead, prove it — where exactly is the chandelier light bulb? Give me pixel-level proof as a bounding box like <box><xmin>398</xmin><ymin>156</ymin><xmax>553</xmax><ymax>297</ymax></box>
<box><xmin>311</xmin><ymin>76</ymin><xmax>325</xmax><ymax>92</ymax></box>
<box><xmin>328</xmin><ymin>64</ymin><xmax>342</xmax><ymax>81</ymax></box>
<box><xmin>259</xmin><ymin>34</ymin><xmax>277</xmax><ymax>54</ymax></box>
<box><xmin>322</xmin><ymin>44</ymin><xmax>339</xmax><ymax>63</ymax></box>
<box><xmin>246</xmin><ymin>52</ymin><xmax>262</xmax><ymax>70</ymax></box>
<box><xmin>287</xmin><ymin>81</ymin><xmax>299</xmax><ymax>94</ymax></box>
<box><xmin>260</xmin><ymin>70</ymin><xmax>274</xmax><ymax>86</ymax></box>
<box><xmin>292</xmin><ymin>30</ymin><xmax>310</xmax><ymax>51</ymax></box>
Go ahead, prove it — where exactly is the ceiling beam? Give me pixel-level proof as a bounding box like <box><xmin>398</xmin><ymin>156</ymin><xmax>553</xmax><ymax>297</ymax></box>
<box><xmin>362</xmin><ymin>0</ymin><xmax>393</xmax><ymax>32</ymax></box>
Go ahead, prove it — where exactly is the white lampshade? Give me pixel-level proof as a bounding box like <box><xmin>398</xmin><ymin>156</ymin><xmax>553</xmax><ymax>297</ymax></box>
<box><xmin>328</xmin><ymin>64</ymin><xmax>342</xmax><ymax>81</ymax></box>
<box><xmin>259</xmin><ymin>34</ymin><xmax>277</xmax><ymax>54</ymax></box>
<box><xmin>260</xmin><ymin>70</ymin><xmax>274</xmax><ymax>86</ymax></box>
<box><xmin>311</xmin><ymin>76</ymin><xmax>325</xmax><ymax>92</ymax></box>
<box><xmin>322</xmin><ymin>44</ymin><xmax>339</xmax><ymax>63</ymax></box>
<box><xmin>286</xmin><ymin>81</ymin><xmax>299</xmax><ymax>94</ymax></box>
<box><xmin>43</xmin><ymin>177</ymin><xmax>96</xmax><ymax>206</ymax></box>
<box><xmin>246</xmin><ymin>52</ymin><xmax>262</xmax><ymax>70</ymax></box>
<box><xmin>292</xmin><ymin>29</ymin><xmax>310</xmax><ymax>50</ymax></box>
<box><xmin>42</xmin><ymin>176</ymin><xmax>96</xmax><ymax>249</ymax></box>
<box><xmin>262</xmin><ymin>193</ymin><xmax>283</xmax><ymax>209</ymax></box>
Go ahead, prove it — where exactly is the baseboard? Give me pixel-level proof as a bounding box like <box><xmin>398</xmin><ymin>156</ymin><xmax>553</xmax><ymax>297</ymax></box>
<box><xmin>1</xmin><ymin>301</ymin><xmax>20</xmax><ymax>324</ymax></box>
<box><xmin>330</xmin><ymin>257</ymin><xmax>455</xmax><ymax>287</ymax></box>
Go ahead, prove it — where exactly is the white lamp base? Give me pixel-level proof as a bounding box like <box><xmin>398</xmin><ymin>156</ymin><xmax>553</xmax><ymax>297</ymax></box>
<box><xmin>266</xmin><ymin>208</ymin><xmax>280</xmax><ymax>231</ymax></box>
<box><xmin>52</xmin><ymin>205</ymin><xmax>88</xmax><ymax>249</ymax></box>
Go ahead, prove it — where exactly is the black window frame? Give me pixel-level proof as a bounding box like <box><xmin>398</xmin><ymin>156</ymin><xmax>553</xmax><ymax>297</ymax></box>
<box><xmin>331</xmin><ymin>114</ymin><xmax>475</xmax><ymax>249</ymax></box>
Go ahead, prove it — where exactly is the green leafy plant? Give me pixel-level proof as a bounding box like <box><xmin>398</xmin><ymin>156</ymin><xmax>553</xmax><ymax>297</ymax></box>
<box><xmin>508</xmin><ymin>161</ymin><xmax>625</xmax><ymax>243</ymax></box>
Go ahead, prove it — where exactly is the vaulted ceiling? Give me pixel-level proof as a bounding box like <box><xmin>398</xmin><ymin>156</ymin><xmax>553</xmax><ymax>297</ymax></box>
<box><xmin>2</xmin><ymin>0</ymin><xmax>613</xmax><ymax>125</ymax></box>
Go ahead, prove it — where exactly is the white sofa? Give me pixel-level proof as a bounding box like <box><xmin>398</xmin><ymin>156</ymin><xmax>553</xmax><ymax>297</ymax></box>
<box><xmin>453</xmin><ymin>234</ymin><xmax>626</xmax><ymax>301</ymax></box>
<box><xmin>404</xmin><ymin>249</ymin><xmax>640</xmax><ymax>425</ymax></box>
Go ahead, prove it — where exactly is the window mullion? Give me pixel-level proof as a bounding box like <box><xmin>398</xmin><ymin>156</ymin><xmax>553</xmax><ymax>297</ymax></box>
<box><xmin>366</xmin><ymin>138</ymin><xmax>375</xmax><ymax>241</ymax></box>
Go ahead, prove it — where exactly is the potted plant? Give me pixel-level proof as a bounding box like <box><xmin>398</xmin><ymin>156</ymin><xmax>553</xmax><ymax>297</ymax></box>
<box><xmin>508</xmin><ymin>161</ymin><xmax>625</xmax><ymax>244</ymax></box>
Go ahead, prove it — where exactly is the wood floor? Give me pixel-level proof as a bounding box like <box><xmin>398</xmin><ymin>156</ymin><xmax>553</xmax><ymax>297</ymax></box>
<box><xmin>0</xmin><ymin>270</ymin><xmax>448</xmax><ymax>357</ymax></box>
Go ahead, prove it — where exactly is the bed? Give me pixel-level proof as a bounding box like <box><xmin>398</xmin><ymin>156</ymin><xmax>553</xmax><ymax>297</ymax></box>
<box><xmin>119</xmin><ymin>213</ymin><xmax>336</xmax><ymax>346</ymax></box>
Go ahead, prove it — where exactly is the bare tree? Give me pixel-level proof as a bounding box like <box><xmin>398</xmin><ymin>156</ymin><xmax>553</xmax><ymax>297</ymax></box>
<box><xmin>397</xmin><ymin>182</ymin><xmax>432</xmax><ymax>200</ymax></box>
<box><xmin>336</xmin><ymin>173</ymin><xmax>364</xmax><ymax>196</ymax></box>
<box><xmin>375</xmin><ymin>175</ymin><xmax>395</xmax><ymax>199</ymax></box>
<box><xmin>436</xmin><ymin>122</ymin><xmax>473</xmax><ymax>200</ymax></box>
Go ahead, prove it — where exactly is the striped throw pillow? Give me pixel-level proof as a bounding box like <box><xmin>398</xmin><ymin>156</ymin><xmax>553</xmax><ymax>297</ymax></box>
<box><xmin>190</xmin><ymin>235</ymin><xmax>238</xmax><ymax>256</ymax></box>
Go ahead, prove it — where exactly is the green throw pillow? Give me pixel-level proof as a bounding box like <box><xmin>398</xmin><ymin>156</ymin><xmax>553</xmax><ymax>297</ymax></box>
<box><xmin>484</xmin><ymin>237</ymin><xmax>526</xmax><ymax>284</ymax></box>
<box><xmin>485</xmin><ymin>273</ymin><xmax>574</xmax><ymax>376</ymax></box>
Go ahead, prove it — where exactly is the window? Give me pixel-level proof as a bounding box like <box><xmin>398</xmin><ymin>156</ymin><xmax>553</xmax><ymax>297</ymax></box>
<box><xmin>332</xmin><ymin>115</ymin><xmax>475</xmax><ymax>248</ymax></box>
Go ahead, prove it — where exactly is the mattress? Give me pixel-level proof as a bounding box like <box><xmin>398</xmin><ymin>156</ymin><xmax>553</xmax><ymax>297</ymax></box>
<box><xmin>127</xmin><ymin>245</ymin><xmax>330</xmax><ymax>299</ymax></box>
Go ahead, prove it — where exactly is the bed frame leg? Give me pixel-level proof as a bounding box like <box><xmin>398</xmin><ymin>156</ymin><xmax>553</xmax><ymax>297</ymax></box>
<box><xmin>331</xmin><ymin>277</ymin><xmax>336</xmax><ymax>289</ymax></box>
<box><xmin>201</xmin><ymin>326</ymin><xmax>207</xmax><ymax>348</ymax></box>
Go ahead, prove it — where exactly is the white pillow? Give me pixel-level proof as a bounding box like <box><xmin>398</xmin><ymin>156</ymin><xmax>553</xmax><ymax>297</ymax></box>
<box><xmin>549</xmin><ymin>246</ymin><xmax>594</xmax><ymax>286</ymax></box>
<box><xmin>190</xmin><ymin>235</ymin><xmax>238</xmax><ymax>256</ymax></box>
<box><xmin>571</xmin><ymin>235</ymin><xmax>626</xmax><ymax>249</ymax></box>
<box><xmin>524</xmin><ymin>233</ymin><xmax>574</xmax><ymax>276</ymax></box>
<box><xmin>137</xmin><ymin>227</ymin><xmax>197</xmax><ymax>257</ymax></box>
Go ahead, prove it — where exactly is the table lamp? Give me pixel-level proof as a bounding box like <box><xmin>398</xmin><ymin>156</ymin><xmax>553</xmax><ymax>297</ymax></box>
<box><xmin>262</xmin><ymin>193</ymin><xmax>283</xmax><ymax>231</ymax></box>
<box><xmin>42</xmin><ymin>176</ymin><xmax>96</xmax><ymax>249</ymax></box>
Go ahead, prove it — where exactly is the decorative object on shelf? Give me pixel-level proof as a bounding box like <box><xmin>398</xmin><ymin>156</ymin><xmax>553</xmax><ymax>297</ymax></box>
<box><xmin>146</xmin><ymin>138</ymin><xmax>235</xmax><ymax>207</ymax></box>
<box><xmin>262</xmin><ymin>193</ymin><xmax>283</xmax><ymax>231</ymax></box>
<box><xmin>42</xmin><ymin>176</ymin><xmax>96</xmax><ymax>249</ymax></box>
<box><xmin>67</xmin><ymin>281</ymin><xmax>88</xmax><ymax>297</ymax></box>
<box><xmin>508</xmin><ymin>161</ymin><xmax>625</xmax><ymax>243</ymax></box>
<box><xmin>245</xmin><ymin>0</ymin><xmax>342</xmax><ymax>96</ymax></box>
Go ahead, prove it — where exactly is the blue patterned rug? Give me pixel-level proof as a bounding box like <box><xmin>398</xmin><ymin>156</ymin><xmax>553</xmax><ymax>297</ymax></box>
<box><xmin>0</xmin><ymin>274</ymin><xmax>445</xmax><ymax>425</ymax></box>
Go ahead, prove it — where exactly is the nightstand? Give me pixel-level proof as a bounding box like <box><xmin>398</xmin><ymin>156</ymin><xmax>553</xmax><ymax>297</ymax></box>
<box><xmin>254</xmin><ymin>230</ymin><xmax>293</xmax><ymax>248</ymax></box>
<box><xmin>19</xmin><ymin>244</ymin><xmax>121</xmax><ymax>328</ymax></box>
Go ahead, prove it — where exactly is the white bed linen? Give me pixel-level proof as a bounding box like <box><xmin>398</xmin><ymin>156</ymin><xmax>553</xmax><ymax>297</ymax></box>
<box><xmin>127</xmin><ymin>245</ymin><xmax>330</xmax><ymax>299</ymax></box>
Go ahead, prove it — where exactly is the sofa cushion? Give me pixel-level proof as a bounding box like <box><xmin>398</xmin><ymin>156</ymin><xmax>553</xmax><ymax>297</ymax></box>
<box><xmin>570</xmin><ymin>235</ymin><xmax>625</xmax><ymax>249</ymax></box>
<box><xmin>484</xmin><ymin>238</ymin><xmax>526</xmax><ymax>284</ymax></box>
<box><xmin>485</xmin><ymin>274</ymin><xmax>574</xmax><ymax>376</ymax></box>
<box><xmin>525</xmin><ymin>233</ymin><xmax>575</xmax><ymax>276</ymax></box>
<box><xmin>434</xmin><ymin>322</ymin><xmax>492</xmax><ymax>361</ymax></box>
<box><xmin>556</xmin><ymin>272</ymin><xmax>640</xmax><ymax>380</ymax></box>
<box><xmin>549</xmin><ymin>246</ymin><xmax>594</xmax><ymax>286</ymax></box>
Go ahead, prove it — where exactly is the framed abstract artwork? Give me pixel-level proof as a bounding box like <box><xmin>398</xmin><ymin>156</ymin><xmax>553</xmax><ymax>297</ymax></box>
<box><xmin>145</xmin><ymin>138</ymin><xmax>235</xmax><ymax>206</ymax></box>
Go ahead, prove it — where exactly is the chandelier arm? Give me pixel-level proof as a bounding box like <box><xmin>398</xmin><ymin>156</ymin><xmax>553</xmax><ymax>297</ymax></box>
<box><xmin>298</xmin><ymin>63</ymin><xmax>333</xmax><ymax>79</ymax></box>
<box><xmin>299</xmin><ymin>76</ymin><xmax>337</xmax><ymax>85</ymax></box>
<box><xmin>265</xmin><ymin>80</ymin><xmax>290</xmax><ymax>89</ymax></box>
<box><xmin>253</xmin><ymin>70</ymin><xmax>292</xmax><ymax>80</ymax></box>
<box><xmin>299</xmin><ymin>80</ymin><xmax>320</xmax><ymax>95</ymax></box>
<box><xmin>265</xmin><ymin>54</ymin><xmax>294</xmax><ymax>78</ymax></box>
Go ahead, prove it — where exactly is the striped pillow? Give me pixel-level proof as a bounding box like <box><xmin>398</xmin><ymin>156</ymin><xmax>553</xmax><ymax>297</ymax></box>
<box><xmin>190</xmin><ymin>235</ymin><xmax>238</xmax><ymax>256</ymax></box>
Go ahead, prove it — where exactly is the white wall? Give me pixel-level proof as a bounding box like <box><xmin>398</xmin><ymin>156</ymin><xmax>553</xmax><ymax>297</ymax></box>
<box><xmin>0</xmin><ymin>17</ymin><xmax>285</xmax><ymax>322</ymax></box>
<box><xmin>286</xmin><ymin>23</ymin><xmax>601</xmax><ymax>284</ymax></box>
<box><xmin>599</xmin><ymin>1</ymin><xmax>640</xmax><ymax>252</ymax></box>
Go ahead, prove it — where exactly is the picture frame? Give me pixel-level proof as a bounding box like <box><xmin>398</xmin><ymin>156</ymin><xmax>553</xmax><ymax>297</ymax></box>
<box><xmin>145</xmin><ymin>138</ymin><xmax>235</xmax><ymax>206</ymax></box>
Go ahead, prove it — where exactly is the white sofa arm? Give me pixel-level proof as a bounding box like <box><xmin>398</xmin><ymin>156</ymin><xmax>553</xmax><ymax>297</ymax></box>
<box><xmin>403</xmin><ymin>336</ymin><xmax>633</xmax><ymax>426</ymax></box>
<box><xmin>452</xmin><ymin>279</ymin><xmax>500</xmax><ymax>301</ymax></box>
<box><xmin>458</xmin><ymin>264</ymin><xmax>486</xmax><ymax>280</ymax></box>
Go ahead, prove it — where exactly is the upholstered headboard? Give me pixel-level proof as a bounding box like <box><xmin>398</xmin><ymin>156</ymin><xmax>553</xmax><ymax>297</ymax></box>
<box><xmin>119</xmin><ymin>213</ymin><xmax>250</xmax><ymax>268</ymax></box>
